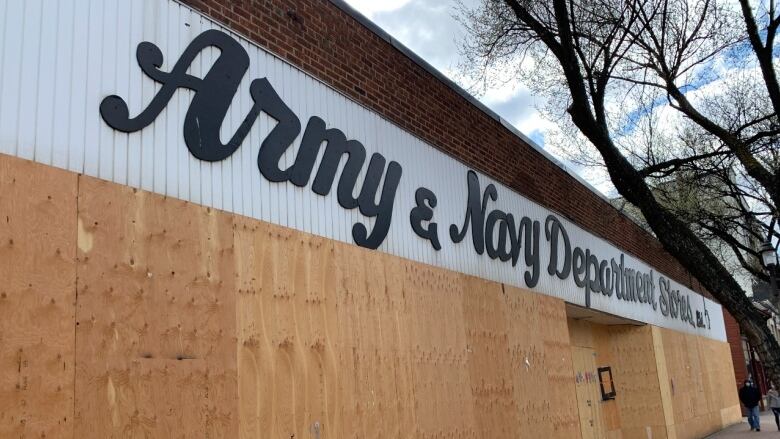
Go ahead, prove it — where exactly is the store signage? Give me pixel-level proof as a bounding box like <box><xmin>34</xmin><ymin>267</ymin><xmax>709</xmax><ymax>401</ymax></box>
<box><xmin>100</xmin><ymin>28</ymin><xmax>708</xmax><ymax>329</ymax></box>
<box><xmin>100</xmin><ymin>30</ymin><xmax>401</xmax><ymax>250</ymax></box>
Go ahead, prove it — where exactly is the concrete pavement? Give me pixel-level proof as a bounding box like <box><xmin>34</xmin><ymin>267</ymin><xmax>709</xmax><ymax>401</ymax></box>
<box><xmin>707</xmin><ymin>411</ymin><xmax>780</xmax><ymax>438</ymax></box>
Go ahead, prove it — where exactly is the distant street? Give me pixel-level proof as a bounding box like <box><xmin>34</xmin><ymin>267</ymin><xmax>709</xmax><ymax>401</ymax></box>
<box><xmin>709</xmin><ymin>411</ymin><xmax>780</xmax><ymax>438</ymax></box>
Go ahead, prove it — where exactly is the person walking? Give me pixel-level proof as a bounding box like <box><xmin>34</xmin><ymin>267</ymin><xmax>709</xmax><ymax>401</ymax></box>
<box><xmin>739</xmin><ymin>379</ymin><xmax>763</xmax><ymax>432</ymax></box>
<box><xmin>768</xmin><ymin>383</ymin><xmax>780</xmax><ymax>431</ymax></box>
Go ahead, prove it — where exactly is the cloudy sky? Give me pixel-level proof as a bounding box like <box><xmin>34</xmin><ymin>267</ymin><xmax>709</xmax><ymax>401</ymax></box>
<box><xmin>340</xmin><ymin>1</ymin><xmax>765</xmax><ymax>198</ymax></box>
<box><xmin>341</xmin><ymin>0</ymin><xmax>565</xmax><ymax>176</ymax></box>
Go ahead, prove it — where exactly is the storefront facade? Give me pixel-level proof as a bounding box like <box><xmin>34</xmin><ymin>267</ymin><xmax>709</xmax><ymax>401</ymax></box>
<box><xmin>0</xmin><ymin>0</ymin><xmax>740</xmax><ymax>438</ymax></box>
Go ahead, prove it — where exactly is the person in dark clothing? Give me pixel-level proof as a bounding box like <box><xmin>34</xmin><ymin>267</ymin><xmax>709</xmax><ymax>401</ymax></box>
<box><xmin>739</xmin><ymin>379</ymin><xmax>762</xmax><ymax>431</ymax></box>
<box><xmin>767</xmin><ymin>383</ymin><xmax>780</xmax><ymax>430</ymax></box>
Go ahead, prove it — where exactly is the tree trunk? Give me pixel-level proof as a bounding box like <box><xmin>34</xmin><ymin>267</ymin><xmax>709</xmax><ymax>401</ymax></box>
<box><xmin>568</xmin><ymin>105</ymin><xmax>780</xmax><ymax>388</ymax></box>
<box><xmin>503</xmin><ymin>0</ymin><xmax>780</xmax><ymax>388</ymax></box>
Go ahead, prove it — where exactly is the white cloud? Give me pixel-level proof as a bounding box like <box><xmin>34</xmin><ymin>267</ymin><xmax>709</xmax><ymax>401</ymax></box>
<box><xmin>343</xmin><ymin>0</ymin><xmax>607</xmax><ymax>193</ymax></box>
<box><xmin>345</xmin><ymin>0</ymin><xmax>547</xmax><ymax>141</ymax></box>
<box><xmin>343</xmin><ymin>0</ymin><xmax>413</xmax><ymax>18</ymax></box>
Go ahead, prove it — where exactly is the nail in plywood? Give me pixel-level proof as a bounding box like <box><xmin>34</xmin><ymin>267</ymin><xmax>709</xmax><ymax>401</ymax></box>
<box><xmin>0</xmin><ymin>154</ymin><xmax>77</xmax><ymax>438</ymax></box>
<box><xmin>74</xmin><ymin>175</ymin><xmax>237</xmax><ymax>437</ymax></box>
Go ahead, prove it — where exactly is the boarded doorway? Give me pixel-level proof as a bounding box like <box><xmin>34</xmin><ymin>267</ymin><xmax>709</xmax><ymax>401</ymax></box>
<box><xmin>572</xmin><ymin>346</ymin><xmax>606</xmax><ymax>439</ymax></box>
<box><xmin>566</xmin><ymin>304</ymin><xmax>645</xmax><ymax>438</ymax></box>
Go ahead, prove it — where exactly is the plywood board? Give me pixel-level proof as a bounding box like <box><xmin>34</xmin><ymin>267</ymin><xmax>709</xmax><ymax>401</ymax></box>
<box><xmin>393</xmin><ymin>256</ymin><xmax>476</xmax><ymax>438</ymax></box>
<box><xmin>652</xmin><ymin>326</ymin><xmax>676</xmax><ymax>439</ymax></box>
<box><xmin>571</xmin><ymin>346</ymin><xmax>605</xmax><ymax>439</ymax></box>
<box><xmin>462</xmin><ymin>277</ymin><xmax>518</xmax><ymax>438</ymax></box>
<box><xmin>234</xmin><ymin>217</ymin><xmax>581</xmax><ymax>439</ymax></box>
<box><xmin>0</xmin><ymin>152</ymin><xmax>741</xmax><ymax>439</ymax></box>
<box><xmin>235</xmin><ymin>219</ymin><xmax>480</xmax><ymax>438</ymax></box>
<box><xmin>74</xmin><ymin>176</ymin><xmax>237</xmax><ymax>437</ymax></box>
<box><xmin>607</xmin><ymin>325</ymin><xmax>668</xmax><ymax>437</ymax></box>
<box><xmin>589</xmin><ymin>326</ymin><xmax>620</xmax><ymax>435</ymax></box>
<box><xmin>656</xmin><ymin>327</ymin><xmax>741</xmax><ymax>439</ymax></box>
<box><xmin>504</xmin><ymin>285</ymin><xmax>581</xmax><ymax>439</ymax></box>
<box><xmin>564</xmin><ymin>278</ymin><xmax>739</xmax><ymax>439</ymax></box>
<box><xmin>567</xmin><ymin>319</ymin><xmax>672</xmax><ymax>439</ymax></box>
<box><xmin>0</xmin><ymin>154</ymin><xmax>77</xmax><ymax>438</ymax></box>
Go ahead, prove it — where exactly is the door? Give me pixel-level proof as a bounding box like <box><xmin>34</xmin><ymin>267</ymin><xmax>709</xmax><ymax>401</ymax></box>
<box><xmin>572</xmin><ymin>346</ymin><xmax>605</xmax><ymax>439</ymax></box>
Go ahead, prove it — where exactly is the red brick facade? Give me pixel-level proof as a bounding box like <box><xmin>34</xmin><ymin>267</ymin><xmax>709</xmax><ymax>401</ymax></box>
<box><xmin>180</xmin><ymin>0</ymin><xmax>706</xmax><ymax>293</ymax></box>
<box><xmin>724</xmin><ymin>310</ymin><xmax>748</xmax><ymax>386</ymax></box>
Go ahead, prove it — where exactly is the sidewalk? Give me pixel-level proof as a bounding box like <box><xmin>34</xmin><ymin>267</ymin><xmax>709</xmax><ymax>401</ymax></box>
<box><xmin>707</xmin><ymin>411</ymin><xmax>779</xmax><ymax>438</ymax></box>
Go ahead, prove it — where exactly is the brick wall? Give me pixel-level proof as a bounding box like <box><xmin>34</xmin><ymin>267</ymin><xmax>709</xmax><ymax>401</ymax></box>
<box><xmin>724</xmin><ymin>310</ymin><xmax>748</xmax><ymax>386</ymax></box>
<box><xmin>180</xmin><ymin>0</ymin><xmax>706</xmax><ymax>293</ymax></box>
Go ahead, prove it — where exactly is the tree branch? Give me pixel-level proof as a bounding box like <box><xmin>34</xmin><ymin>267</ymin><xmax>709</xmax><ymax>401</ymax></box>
<box><xmin>738</xmin><ymin>0</ymin><xmax>780</xmax><ymax>116</ymax></box>
<box><xmin>639</xmin><ymin>149</ymin><xmax>730</xmax><ymax>177</ymax></box>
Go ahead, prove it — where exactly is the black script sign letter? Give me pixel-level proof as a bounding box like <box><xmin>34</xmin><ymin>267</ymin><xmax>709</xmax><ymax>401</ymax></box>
<box><xmin>450</xmin><ymin>170</ymin><xmax>497</xmax><ymax>254</ymax></box>
<box><xmin>100</xmin><ymin>30</ymin><xmax>258</xmax><ymax>161</ymax></box>
<box><xmin>100</xmin><ymin>29</ymin><xmax>403</xmax><ymax>250</ymax></box>
<box><xmin>410</xmin><ymin>187</ymin><xmax>441</xmax><ymax>250</ymax></box>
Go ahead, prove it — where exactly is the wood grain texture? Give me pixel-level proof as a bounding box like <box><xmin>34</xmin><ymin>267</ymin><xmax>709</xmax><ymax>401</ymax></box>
<box><xmin>0</xmin><ymin>153</ymin><xmax>741</xmax><ymax>438</ymax></box>
<box><xmin>235</xmin><ymin>220</ymin><xmax>478</xmax><ymax>438</ymax></box>
<box><xmin>501</xmin><ymin>285</ymin><xmax>581</xmax><ymax>439</ymax></box>
<box><xmin>0</xmin><ymin>155</ymin><xmax>77</xmax><ymax>438</ymax></box>
<box><xmin>74</xmin><ymin>176</ymin><xmax>237</xmax><ymax>438</ymax></box>
<box><xmin>657</xmin><ymin>327</ymin><xmax>741</xmax><ymax>439</ymax></box>
<box><xmin>608</xmin><ymin>325</ymin><xmax>668</xmax><ymax>439</ymax></box>
<box><xmin>568</xmin><ymin>320</ymin><xmax>670</xmax><ymax>439</ymax></box>
<box><xmin>235</xmin><ymin>221</ymin><xmax>342</xmax><ymax>438</ymax></box>
<box><xmin>234</xmin><ymin>219</ymin><xmax>581</xmax><ymax>439</ymax></box>
<box><xmin>567</xmin><ymin>319</ymin><xmax>741</xmax><ymax>439</ymax></box>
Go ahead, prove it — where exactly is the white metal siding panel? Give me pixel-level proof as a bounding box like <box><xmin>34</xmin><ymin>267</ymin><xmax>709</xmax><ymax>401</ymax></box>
<box><xmin>0</xmin><ymin>0</ymin><xmax>727</xmax><ymax>342</ymax></box>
